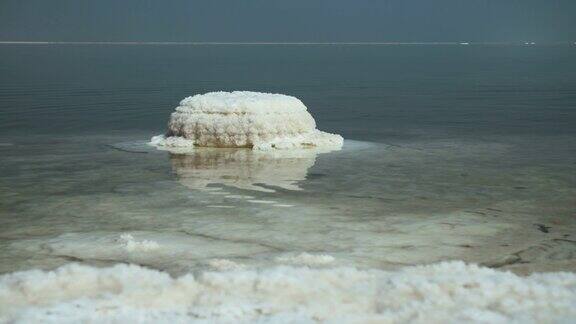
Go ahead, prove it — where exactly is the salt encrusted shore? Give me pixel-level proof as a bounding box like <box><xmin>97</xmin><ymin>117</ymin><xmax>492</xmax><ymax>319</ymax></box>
<box><xmin>151</xmin><ymin>91</ymin><xmax>343</xmax><ymax>150</ymax></box>
<box><xmin>1</xmin><ymin>261</ymin><xmax>575</xmax><ymax>323</ymax></box>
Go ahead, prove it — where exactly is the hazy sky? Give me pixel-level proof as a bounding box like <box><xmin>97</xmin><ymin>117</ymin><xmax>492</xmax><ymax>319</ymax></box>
<box><xmin>1</xmin><ymin>0</ymin><xmax>575</xmax><ymax>42</ymax></box>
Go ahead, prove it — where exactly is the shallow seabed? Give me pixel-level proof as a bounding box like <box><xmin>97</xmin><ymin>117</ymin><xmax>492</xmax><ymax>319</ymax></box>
<box><xmin>1</xmin><ymin>131</ymin><xmax>574</xmax><ymax>276</ymax></box>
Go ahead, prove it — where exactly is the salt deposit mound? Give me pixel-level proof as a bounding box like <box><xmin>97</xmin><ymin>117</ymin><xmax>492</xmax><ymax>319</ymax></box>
<box><xmin>151</xmin><ymin>91</ymin><xmax>343</xmax><ymax>150</ymax></box>
<box><xmin>1</xmin><ymin>262</ymin><xmax>576</xmax><ymax>323</ymax></box>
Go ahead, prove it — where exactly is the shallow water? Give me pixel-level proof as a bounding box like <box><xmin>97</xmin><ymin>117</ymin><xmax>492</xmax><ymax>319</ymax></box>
<box><xmin>0</xmin><ymin>45</ymin><xmax>575</xmax><ymax>275</ymax></box>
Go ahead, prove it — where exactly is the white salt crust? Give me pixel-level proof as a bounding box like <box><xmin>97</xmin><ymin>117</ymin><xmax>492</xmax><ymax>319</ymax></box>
<box><xmin>151</xmin><ymin>91</ymin><xmax>343</xmax><ymax>150</ymax></box>
<box><xmin>118</xmin><ymin>234</ymin><xmax>160</xmax><ymax>252</ymax></box>
<box><xmin>1</xmin><ymin>261</ymin><xmax>575</xmax><ymax>323</ymax></box>
<box><xmin>275</xmin><ymin>252</ymin><xmax>336</xmax><ymax>266</ymax></box>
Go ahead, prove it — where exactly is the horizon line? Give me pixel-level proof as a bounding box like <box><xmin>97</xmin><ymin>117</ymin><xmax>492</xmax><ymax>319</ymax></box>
<box><xmin>0</xmin><ymin>41</ymin><xmax>574</xmax><ymax>46</ymax></box>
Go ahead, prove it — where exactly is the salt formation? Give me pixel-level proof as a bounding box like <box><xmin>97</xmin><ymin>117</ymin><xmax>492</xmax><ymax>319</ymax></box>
<box><xmin>151</xmin><ymin>91</ymin><xmax>343</xmax><ymax>150</ymax></box>
<box><xmin>1</xmin><ymin>261</ymin><xmax>576</xmax><ymax>323</ymax></box>
<box><xmin>118</xmin><ymin>234</ymin><xmax>160</xmax><ymax>252</ymax></box>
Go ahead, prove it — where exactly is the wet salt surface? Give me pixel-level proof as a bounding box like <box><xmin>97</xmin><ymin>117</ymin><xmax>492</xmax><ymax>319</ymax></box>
<box><xmin>0</xmin><ymin>132</ymin><xmax>575</xmax><ymax>276</ymax></box>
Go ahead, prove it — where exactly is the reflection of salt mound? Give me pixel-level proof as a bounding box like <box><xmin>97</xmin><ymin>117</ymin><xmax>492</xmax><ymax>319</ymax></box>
<box><xmin>152</xmin><ymin>91</ymin><xmax>343</xmax><ymax>150</ymax></box>
<box><xmin>171</xmin><ymin>147</ymin><xmax>327</xmax><ymax>192</ymax></box>
<box><xmin>2</xmin><ymin>261</ymin><xmax>575</xmax><ymax>322</ymax></box>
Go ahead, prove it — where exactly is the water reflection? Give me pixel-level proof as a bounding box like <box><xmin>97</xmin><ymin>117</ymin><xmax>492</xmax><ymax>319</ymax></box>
<box><xmin>170</xmin><ymin>147</ymin><xmax>338</xmax><ymax>192</ymax></box>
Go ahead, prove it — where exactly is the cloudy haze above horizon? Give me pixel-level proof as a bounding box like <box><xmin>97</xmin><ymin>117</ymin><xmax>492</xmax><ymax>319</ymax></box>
<box><xmin>1</xmin><ymin>0</ymin><xmax>575</xmax><ymax>42</ymax></box>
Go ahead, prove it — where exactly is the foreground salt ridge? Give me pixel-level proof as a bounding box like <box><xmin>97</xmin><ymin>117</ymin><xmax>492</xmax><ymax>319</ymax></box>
<box><xmin>1</xmin><ymin>262</ymin><xmax>575</xmax><ymax>323</ymax></box>
<box><xmin>151</xmin><ymin>91</ymin><xmax>343</xmax><ymax>150</ymax></box>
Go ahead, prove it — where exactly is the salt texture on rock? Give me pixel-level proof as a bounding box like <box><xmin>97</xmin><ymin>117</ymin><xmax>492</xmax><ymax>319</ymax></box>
<box><xmin>1</xmin><ymin>261</ymin><xmax>575</xmax><ymax>323</ymax></box>
<box><xmin>151</xmin><ymin>91</ymin><xmax>343</xmax><ymax>150</ymax></box>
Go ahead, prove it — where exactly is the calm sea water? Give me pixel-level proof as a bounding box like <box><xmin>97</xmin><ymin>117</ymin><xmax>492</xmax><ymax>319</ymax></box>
<box><xmin>0</xmin><ymin>45</ymin><xmax>575</xmax><ymax>274</ymax></box>
<box><xmin>1</xmin><ymin>45</ymin><xmax>575</xmax><ymax>138</ymax></box>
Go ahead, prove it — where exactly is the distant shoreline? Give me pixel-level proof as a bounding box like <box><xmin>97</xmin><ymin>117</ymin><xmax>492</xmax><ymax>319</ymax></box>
<box><xmin>0</xmin><ymin>41</ymin><xmax>573</xmax><ymax>46</ymax></box>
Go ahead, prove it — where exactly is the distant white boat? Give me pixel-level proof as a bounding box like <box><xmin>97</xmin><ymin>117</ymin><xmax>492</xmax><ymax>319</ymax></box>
<box><xmin>459</xmin><ymin>42</ymin><xmax>469</xmax><ymax>45</ymax></box>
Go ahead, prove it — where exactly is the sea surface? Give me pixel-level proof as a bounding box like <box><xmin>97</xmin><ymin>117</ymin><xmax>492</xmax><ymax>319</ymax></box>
<box><xmin>0</xmin><ymin>44</ymin><xmax>575</xmax><ymax>275</ymax></box>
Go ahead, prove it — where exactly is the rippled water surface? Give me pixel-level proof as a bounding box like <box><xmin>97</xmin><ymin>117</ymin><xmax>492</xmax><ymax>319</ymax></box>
<box><xmin>0</xmin><ymin>45</ymin><xmax>575</xmax><ymax>274</ymax></box>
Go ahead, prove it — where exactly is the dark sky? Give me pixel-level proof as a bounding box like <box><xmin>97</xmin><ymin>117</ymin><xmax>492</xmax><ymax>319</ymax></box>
<box><xmin>1</xmin><ymin>0</ymin><xmax>575</xmax><ymax>42</ymax></box>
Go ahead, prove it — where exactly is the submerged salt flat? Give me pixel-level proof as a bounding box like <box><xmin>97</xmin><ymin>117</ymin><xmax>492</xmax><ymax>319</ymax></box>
<box><xmin>0</xmin><ymin>132</ymin><xmax>575</xmax><ymax>276</ymax></box>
